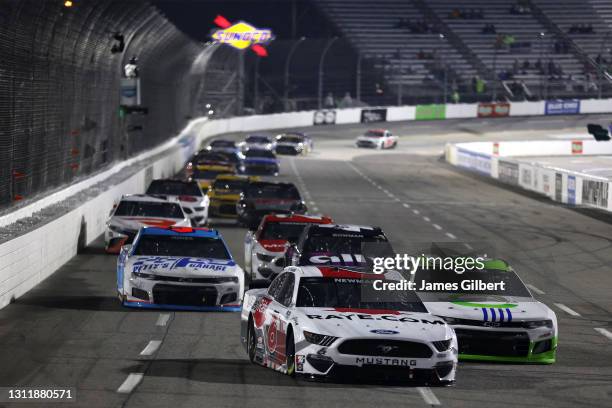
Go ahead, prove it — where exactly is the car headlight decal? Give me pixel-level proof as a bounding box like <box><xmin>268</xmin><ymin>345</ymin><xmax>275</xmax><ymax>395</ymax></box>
<box><xmin>303</xmin><ymin>330</ymin><xmax>338</xmax><ymax>346</ymax></box>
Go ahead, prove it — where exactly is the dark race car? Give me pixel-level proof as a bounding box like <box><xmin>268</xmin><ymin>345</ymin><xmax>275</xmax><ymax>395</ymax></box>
<box><xmin>242</xmin><ymin>148</ymin><xmax>280</xmax><ymax>176</ymax></box>
<box><xmin>274</xmin><ymin>132</ymin><xmax>314</xmax><ymax>155</ymax></box>
<box><xmin>236</xmin><ymin>182</ymin><xmax>306</xmax><ymax>229</ymax></box>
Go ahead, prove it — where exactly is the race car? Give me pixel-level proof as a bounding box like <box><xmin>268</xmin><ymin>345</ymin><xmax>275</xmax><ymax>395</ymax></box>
<box><xmin>104</xmin><ymin>194</ymin><xmax>190</xmax><ymax>253</ymax></box>
<box><xmin>242</xmin><ymin>148</ymin><xmax>280</xmax><ymax>175</ymax></box>
<box><xmin>285</xmin><ymin>224</ymin><xmax>394</xmax><ymax>269</ymax></box>
<box><xmin>274</xmin><ymin>132</ymin><xmax>314</xmax><ymax>155</ymax></box>
<box><xmin>414</xmin><ymin>258</ymin><xmax>558</xmax><ymax>364</ymax></box>
<box><xmin>244</xmin><ymin>214</ymin><xmax>334</xmax><ymax>281</ymax></box>
<box><xmin>206</xmin><ymin>139</ymin><xmax>242</xmax><ymax>155</ymax></box>
<box><xmin>355</xmin><ymin>129</ymin><xmax>398</xmax><ymax>149</ymax></box>
<box><xmin>116</xmin><ymin>226</ymin><xmax>244</xmax><ymax>311</ymax></box>
<box><xmin>187</xmin><ymin>151</ymin><xmax>236</xmax><ymax>191</ymax></box>
<box><xmin>237</xmin><ymin>181</ymin><xmax>306</xmax><ymax>229</ymax></box>
<box><xmin>239</xmin><ymin>134</ymin><xmax>276</xmax><ymax>152</ymax></box>
<box><xmin>145</xmin><ymin>179</ymin><xmax>209</xmax><ymax>226</ymax></box>
<box><xmin>240</xmin><ymin>266</ymin><xmax>457</xmax><ymax>384</ymax></box>
<box><xmin>207</xmin><ymin>174</ymin><xmax>260</xmax><ymax>218</ymax></box>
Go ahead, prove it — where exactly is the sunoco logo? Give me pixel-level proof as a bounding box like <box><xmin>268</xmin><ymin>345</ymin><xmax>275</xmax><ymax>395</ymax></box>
<box><xmin>211</xmin><ymin>20</ymin><xmax>272</xmax><ymax>50</ymax></box>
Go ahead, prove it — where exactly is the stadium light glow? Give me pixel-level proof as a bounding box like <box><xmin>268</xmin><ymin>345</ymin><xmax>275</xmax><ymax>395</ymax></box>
<box><xmin>64</xmin><ymin>0</ymin><xmax>73</xmax><ymax>7</ymax></box>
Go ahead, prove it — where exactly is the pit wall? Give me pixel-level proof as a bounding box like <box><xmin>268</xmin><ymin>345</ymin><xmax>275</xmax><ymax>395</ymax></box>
<box><xmin>2</xmin><ymin>98</ymin><xmax>612</xmax><ymax>309</ymax></box>
<box><xmin>445</xmin><ymin>139</ymin><xmax>612</xmax><ymax>212</ymax></box>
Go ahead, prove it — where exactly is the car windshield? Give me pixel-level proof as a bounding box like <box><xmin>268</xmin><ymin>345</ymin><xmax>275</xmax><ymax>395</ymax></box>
<box><xmin>217</xmin><ymin>152</ymin><xmax>241</xmax><ymax>163</ymax></box>
<box><xmin>413</xmin><ymin>267</ymin><xmax>531</xmax><ymax>297</ymax></box>
<box><xmin>133</xmin><ymin>235</ymin><xmax>230</xmax><ymax>259</ymax></box>
<box><xmin>212</xmin><ymin>179</ymin><xmax>247</xmax><ymax>191</ymax></box>
<box><xmin>194</xmin><ymin>152</ymin><xmax>229</xmax><ymax>163</ymax></box>
<box><xmin>246</xmin><ymin>184</ymin><xmax>300</xmax><ymax>199</ymax></box>
<box><xmin>114</xmin><ymin>201</ymin><xmax>184</xmax><ymax>218</ymax></box>
<box><xmin>296</xmin><ymin>277</ymin><xmax>427</xmax><ymax>312</ymax></box>
<box><xmin>365</xmin><ymin>130</ymin><xmax>384</xmax><ymax>137</ymax></box>
<box><xmin>246</xmin><ymin>136</ymin><xmax>271</xmax><ymax>144</ymax></box>
<box><xmin>300</xmin><ymin>232</ymin><xmax>390</xmax><ymax>267</ymax></box>
<box><xmin>146</xmin><ymin>180</ymin><xmax>202</xmax><ymax>196</ymax></box>
<box><xmin>210</xmin><ymin>140</ymin><xmax>235</xmax><ymax>148</ymax></box>
<box><xmin>245</xmin><ymin>149</ymin><xmax>276</xmax><ymax>159</ymax></box>
<box><xmin>261</xmin><ymin>222</ymin><xmax>309</xmax><ymax>241</ymax></box>
<box><xmin>277</xmin><ymin>135</ymin><xmax>301</xmax><ymax>143</ymax></box>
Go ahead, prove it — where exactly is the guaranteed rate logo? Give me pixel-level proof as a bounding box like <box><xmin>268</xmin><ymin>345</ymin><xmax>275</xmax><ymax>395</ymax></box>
<box><xmin>211</xmin><ymin>15</ymin><xmax>273</xmax><ymax>56</ymax></box>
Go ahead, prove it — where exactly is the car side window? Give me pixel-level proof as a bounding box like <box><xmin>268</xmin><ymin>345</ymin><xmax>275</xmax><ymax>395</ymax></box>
<box><xmin>267</xmin><ymin>273</ymin><xmax>286</xmax><ymax>298</ymax></box>
<box><xmin>277</xmin><ymin>273</ymin><xmax>295</xmax><ymax>307</ymax></box>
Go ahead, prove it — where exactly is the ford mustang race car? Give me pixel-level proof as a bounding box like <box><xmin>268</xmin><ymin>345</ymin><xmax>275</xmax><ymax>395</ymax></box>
<box><xmin>146</xmin><ymin>179</ymin><xmax>209</xmax><ymax>226</ymax></box>
<box><xmin>116</xmin><ymin>226</ymin><xmax>244</xmax><ymax>311</ymax></box>
<box><xmin>286</xmin><ymin>224</ymin><xmax>394</xmax><ymax>269</ymax></box>
<box><xmin>105</xmin><ymin>194</ymin><xmax>190</xmax><ymax>253</ymax></box>
<box><xmin>237</xmin><ymin>181</ymin><xmax>306</xmax><ymax>229</ymax></box>
<box><xmin>355</xmin><ymin>129</ymin><xmax>398</xmax><ymax>149</ymax></box>
<box><xmin>242</xmin><ymin>148</ymin><xmax>280</xmax><ymax>175</ymax></box>
<box><xmin>207</xmin><ymin>174</ymin><xmax>260</xmax><ymax>218</ymax></box>
<box><xmin>414</xmin><ymin>259</ymin><xmax>558</xmax><ymax>364</ymax></box>
<box><xmin>240</xmin><ymin>266</ymin><xmax>457</xmax><ymax>384</ymax></box>
<box><xmin>239</xmin><ymin>134</ymin><xmax>276</xmax><ymax>152</ymax></box>
<box><xmin>274</xmin><ymin>132</ymin><xmax>313</xmax><ymax>155</ymax></box>
<box><xmin>244</xmin><ymin>214</ymin><xmax>334</xmax><ymax>281</ymax></box>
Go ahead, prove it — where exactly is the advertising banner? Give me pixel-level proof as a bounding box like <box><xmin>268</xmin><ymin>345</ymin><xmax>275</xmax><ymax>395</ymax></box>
<box><xmin>572</xmin><ymin>140</ymin><xmax>583</xmax><ymax>154</ymax></box>
<box><xmin>582</xmin><ymin>180</ymin><xmax>609</xmax><ymax>208</ymax></box>
<box><xmin>555</xmin><ymin>173</ymin><xmax>562</xmax><ymax>201</ymax></box>
<box><xmin>568</xmin><ymin>175</ymin><xmax>576</xmax><ymax>205</ymax></box>
<box><xmin>360</xmin><ymin>108</ymin><xmax>387</xmax><ymax>123</ymax></box>
<box><xmin>120</xmin><ymin>78</ymin><xmax>140</xmax><ymax>106</ymax></box>
<box><xmin>313</xmin><ymin>110</ymin><xmax>336</xmax><ymax>125</ymax></box>
<box><xmin>545</xmin><ymin>100</ymin><xmax>580</xmax><ymax>115</ymax></box>
<box><xmin>498</xmin><ymin>160</ymin><xmax>519</xmax><ymax>185</ymax></box>
<box><xmin>415</xmin><ymin>104</ymin><xmax>446</xmax><ymax>120</ymax></box>
<box><xmin>457</xmin><ymin>149</ymin><xmax>491</xmax><ymax>175</ymax></box>
<box><xmin>477</xmin><ymin>102</ymin><xmax>510</xmax><ymax>118</ymax></box>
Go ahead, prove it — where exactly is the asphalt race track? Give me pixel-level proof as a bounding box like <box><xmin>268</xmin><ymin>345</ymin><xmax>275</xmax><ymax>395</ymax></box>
<box><xmin>1</xmin><ymin>115</ymin><xmax>612</xmax><ymax>408</ymax></box>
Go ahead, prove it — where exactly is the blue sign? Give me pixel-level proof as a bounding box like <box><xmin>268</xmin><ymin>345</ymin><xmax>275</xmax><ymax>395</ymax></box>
<box><xmin>545</xmin><ymin>100</ymin><xmax>580</xmax><ymax>115</ymax></box>
<box><xmin>370</xmin><ymin>329</ymin><xmax>399</xmax><ymax>335</ymax></box>
<box><xmin>568</xmin><ymin>175</ymin><xmax>576</xmax><ymax>205</ymax></box>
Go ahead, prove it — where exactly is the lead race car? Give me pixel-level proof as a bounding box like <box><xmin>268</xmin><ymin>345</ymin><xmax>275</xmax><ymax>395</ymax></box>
<box><xmin>241</xmin><ymin>266</ymin><xmax>457</xmax><ymax>384</ymax></box>
<box><xmin>116</xmin><ymin>226</ymin><xmax>244</xmax><ymax>311</ymax></box>
<box><xmin>414</xmin><ymin>259</ymin><xmax>558</xmax><ymax>364</ymax></box>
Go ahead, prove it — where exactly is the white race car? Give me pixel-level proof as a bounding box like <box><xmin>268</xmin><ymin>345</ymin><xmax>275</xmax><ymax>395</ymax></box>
<box><xmin>414</xmin><ymin>259</ymin><xmax>558</xmax><ymax>364</ymax></box>
<box><xmin>117</xmin><ymin>226</ymin><xmax>244</xmax><ymax>311</ymax></box>
<box><xmin>105</xmin><ymin>194</ymin><xmax>190</xmax><ymax>254</ymax></box>
<box><xmin>239</xmin><ymin>134</ymin><xmax>276</xmax><ymax>152</ymax></box>
<box><xmin>355</xmin><ymin>129</ymin><xmax>398</xmax><ymax>149</ymax></box>
<box><xmin>241</xmin><ymin>266</ymin><xmax>458</xmax><ymax>384</ymax></box>
<box><xmin>145</xmin><ymin>179</ymin><xmax>210</xmax><ymax>226</ymax></box>
<box><xmin>244</xmin><ymin>213</ymin><xmax>333</xmax><ymax>281</ymax></box>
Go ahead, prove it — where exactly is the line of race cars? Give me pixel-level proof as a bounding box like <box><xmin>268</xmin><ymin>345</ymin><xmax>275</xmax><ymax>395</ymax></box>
<box><xmin>103</xmin><ymin>129</ymin><xmax>557</xmax><ymax>386</ymax></box>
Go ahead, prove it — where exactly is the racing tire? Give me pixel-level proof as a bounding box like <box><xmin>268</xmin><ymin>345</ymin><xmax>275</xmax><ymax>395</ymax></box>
<box><xmin>286</xmin><ymin>328</ymin><xmax>296</xmax><ymax>377</ymax></box>
<box><xmin>391</xmin><ymin>141</ymin><xmax>398</xmax><ymax>149</ymax></box>
<box><xmin>247</xmin><ymin>317</ymin><xmax>257</xmax><ymax>363</ymax></box>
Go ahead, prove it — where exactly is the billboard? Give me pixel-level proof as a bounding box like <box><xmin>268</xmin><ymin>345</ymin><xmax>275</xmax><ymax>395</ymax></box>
<box><xmin>545</xmin><ymin>100</ymin><xmax>580</xmax><ymax>115</ymax></box>
<box><xmin>360</xmin><ymin>108</ymin><xmax>387</xmax><ymax>123</ymax></box>
<box><xmin>498</xmin><ymin>160</ymin><xmax>519</xmax><ymax>185</ymax></box>
<box><xmin>415</xmin><ymin>104</ymin><xmax>446</xmax><ymax>120</ymax></box>
<box><xmin>582</xmin><ymin>179</ymin><xmax>609</xmax><ymax>208</ymax></box>
<box><xmin>477</xmin><ymin>102</ymin><xmax>510</xmax><ymax>118</ymax></box>
<box><xmin>313</xmin><ymin>110</ymin><xmax>336</xmax><ymax>125</ymax></box>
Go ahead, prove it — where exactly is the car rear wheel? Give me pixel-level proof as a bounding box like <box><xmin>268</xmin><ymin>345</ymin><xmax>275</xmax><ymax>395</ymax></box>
<box><xmin>247</xmin><ymin>318</ymin><xmax>257</xmax><ymax>363</ymax></box>
<box><xmin>286</xmin><ymin>329</ymin><xmax>296</xmax><ymax>377</ymax></box>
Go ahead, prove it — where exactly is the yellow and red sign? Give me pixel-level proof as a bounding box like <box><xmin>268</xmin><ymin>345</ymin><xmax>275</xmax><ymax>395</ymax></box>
<box><xmin>212</xmin><ymin>15</ymin><xmax>272</xmax><ymax>56</ymax></box>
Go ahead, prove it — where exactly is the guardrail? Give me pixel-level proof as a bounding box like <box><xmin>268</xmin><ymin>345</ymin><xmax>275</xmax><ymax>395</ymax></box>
<box><xmin>2</xmin><ymin>97</ymin><xmax>612</xmax><ymax>309</ymax></box>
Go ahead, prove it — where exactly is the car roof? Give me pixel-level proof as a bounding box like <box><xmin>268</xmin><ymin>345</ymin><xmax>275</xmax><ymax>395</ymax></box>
<box><xmin>309</xmin><ymin>223</ymin><xmax>382</xmax><ymax>233</ymax></box>
<box><xmin>367</xmin><ymin>129</ymin><xmax>387</xmax><ymax>134</ymax></box>
<box><xmin>120</xmin><ymin>194</ymin><xmax>178</xmax><ymax>203</ymax></box>
<box><xmin>263</xmin><ymin>213</ymin><xmax>333</xmax><ymax>224</ymax></box>
<box><xmin>294</xmin><ymin>265</ymin><xmax>381</xmax><ymax>279</ymax></box>
<box><xmin>141</xmin><ymin>226</ymin><xmax>220</xmax><ymax>238</ymax></box>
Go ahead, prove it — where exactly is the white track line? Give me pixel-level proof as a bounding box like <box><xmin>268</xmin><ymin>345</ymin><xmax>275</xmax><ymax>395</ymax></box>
<box><xmin>413</xmin><ymin>209</ymin><xmax>420</xmax><ymax>215</ymax></box>
<box><xmin>117</xmin><ymin>373</ymin><xmax>144</xmax><ymax>394</ymax></box>
<box><xmin>445</xmin><ymin>232</ymin><xmax>457</xmax><ymax>239</ymax></box>
<box><xmin>156</xmin><ymin>314</ymin><xmax>170</xmax><ymax>326</ymax></box>
<box><xmin>139</xmin><ymin>340</ymin><xmax>162</xmax><ymax>356</ymax></box>
<box><xmin>594</xmin><ymin>328</ymin><xmax>612</xmax><ymax>340</ymax></box>
<box><xmin>432</xmin><ymin>224</ymin><xmax>442</xmax><ymax>230</ymax></box>
<box><xmin>402</xmin><ymin>203</ymin><xmax>411</xmax><ymax>208</ymax></box>
<box><xmin>526</xmin><ymin>284</ymin><xmax>545</xmax><ymax>295</ymax></box>
<box><xmin>423</xmin><ymin>216</ymin><xmax>431</xmax><ymax>222</ymax></box>
<box><xmin>417</xmin><ymin>387</ymin><xmax>441</xmax><ymax>406</ymax></box>
<box><xmin>554</xmin><ymin>303</ymin><xmax>581</xmax><ymax>317</ymax></box>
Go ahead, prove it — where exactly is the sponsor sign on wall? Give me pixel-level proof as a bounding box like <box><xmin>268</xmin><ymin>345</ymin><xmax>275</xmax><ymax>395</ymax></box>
<box><xmin>567</xmin><ymin>175</ymin><xmax>576</xmax><ymax>204</ymax></box>
<box><xmin>477</xmin><ymin>102</ymin><xmax>510</xmax><ymax>118</ymax></box>
<box><xmin>545</xmin><ymin>100</ymin><xmax>580</xmax><ymax>115</ymax></box>
<box><xmin>457</xmin><ymin>149</ymin><xmax>491</xmax><ymax>174</ymax></box>
<box><xmin>582</xmin><ymin>179</ymin><xmax>609</xmax><ymax>208</ymax></box>
<box><xmin>313</xmin><ymin>110</ymin><xmax>336</xmax><ymax>125</ymax></box>
<box><xmin>498</xmin><ymin>160</ymin><xmax>519</xmax><ymax>185</ymax></box>
<box><xmin>415</xmin><ymin>104</ymin><xmax>446</xmax><ymax>120</ymax></box>
<box><xmin>571</xmin><ymin>140</ymin><xmax>583</xmax><ymax>154</ymax></box>
<box><xmin>120</xmin><ymin>78</ymin><xmax>140</xmax><ymax>106</ymax></box>
<box><xmin>360</xmin><ymin>108</ymin><xmax>387</xmax><ymax>123</ymax></box>
<box><xmin>555</xmin><ymin>173</ymin><xmax>562</xmax><ymax>201</ymax></box>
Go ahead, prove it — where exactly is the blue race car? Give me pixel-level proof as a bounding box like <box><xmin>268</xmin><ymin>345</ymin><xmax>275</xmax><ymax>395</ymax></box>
<box><xmin>116</xmin><ymin>226</ymin><xmax>245</xmax><ymax>311</ymax></box>
<box><xmin>242</xmin><ymin>148</ymin><xmax>280</xmax><ymax>176</ymax></box>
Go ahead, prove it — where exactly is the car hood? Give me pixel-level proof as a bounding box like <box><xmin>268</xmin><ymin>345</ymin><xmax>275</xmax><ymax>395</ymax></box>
<box><xmin>248</xmin><ymin>198</ymin><xmax>299</xmax><ymax>211</ymax></box>
<box><xmin>419</xmin><ymin>293</ymin><xmax>554</xmax><ymax>321</ymax></box>
<box><xmin>109</xmin><ymin>216</ymin><xmax>185</xmax><ymax>231</ymax></box>
<box><xmin>295</xmin><ymin>307</ymin><xmax>452</xmax><ymax>341</ymax></box>
<box><xmin>127</xmin><ymin>256</ymin><xmax>240</xmax><ymax>277</ymax></box>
